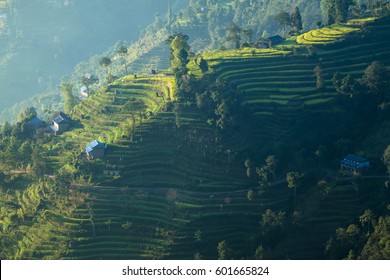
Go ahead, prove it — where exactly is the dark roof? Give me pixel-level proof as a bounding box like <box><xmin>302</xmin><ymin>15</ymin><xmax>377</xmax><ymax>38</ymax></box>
<box><xmin>268</xmin><ymin>35</ymin><xmax>285</xmax><ymax>44</ymax></box>
<box><xmin>342</xmin><ymin>154</ymin><xmax>369</xmax><ymax>163</ymax></box>
<box><xmin>27</xmin><ymin>117</ymin><xmax>45</xmax><ymax>128</ymax></box>
<box><xmin>52</xmin><ymin>112</ymin><xmax>70</xmax><ymax>124</ymax></box>
<box><xmin>86</xmin><ymin>140</ymin><xmax>105</xmax><ymax>153</ymax></box>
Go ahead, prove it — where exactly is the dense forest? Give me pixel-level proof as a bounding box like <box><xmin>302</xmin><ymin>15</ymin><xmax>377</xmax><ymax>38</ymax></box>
<box><xmin>1</xmin><ymin>0</ymin><xmax>390</xmax><ymax>260</ymax></box>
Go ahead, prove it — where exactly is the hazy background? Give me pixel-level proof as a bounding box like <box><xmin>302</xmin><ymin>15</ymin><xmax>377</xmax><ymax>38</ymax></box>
<box><xmin>0</xmin><ymin>0</ymin><xmax>182</xmax><ymax>113</ymax></box>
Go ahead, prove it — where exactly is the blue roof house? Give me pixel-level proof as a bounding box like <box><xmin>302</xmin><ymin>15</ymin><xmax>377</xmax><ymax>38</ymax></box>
<box><xmin>86</xmin><ymin>140</ymin><xmax>106</xmax><ymax>160</ymax></box>
<box><xmin>340</xmin><ymin>154</ymin><xmax>369</xmax><ymax>173</ymax></box>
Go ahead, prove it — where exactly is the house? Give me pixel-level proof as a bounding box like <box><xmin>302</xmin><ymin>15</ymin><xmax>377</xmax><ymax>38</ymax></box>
<box><xmin>340</xmin><ymin>154</ymin><xmax>370</xmax><ymax>173</ymax></box>
<box><xmin>26</xmin><ymin>117</ymin><xmax>45</xmax><ymax>131</ymax></box>
<box><xmin>86</xmin><ymin>140</ymin><xmax>106</xmax><ymax>160</ymax></box>
<box><xmin>254</xmin><ymin>37</ymin><xmax>271</xmax><ymax>48</ymax></box>
<box><xmin>254</xmin><ymin>35</ymin><xmax>285</xmax><ymax>49</ymax></box>
<box><xmin>268</xmin><ymin>35</ymin><xmax>285</xmax><ymax>46</ymax></box>
<box><xmin>80</xmin><ymin>85</ymin><xmax>89</xmax><ymax>98</ymax></box>
<box><xmin>50</xmin><ymin>112</ymin><xmax>71</xmax><ymax>135</ymax></box>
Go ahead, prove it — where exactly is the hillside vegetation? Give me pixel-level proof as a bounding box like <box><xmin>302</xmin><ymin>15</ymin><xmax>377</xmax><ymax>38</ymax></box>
<box><xmin>1</xmin><ymin>14</ymin><xmax>390</xmax><ymax>260</ymax></box>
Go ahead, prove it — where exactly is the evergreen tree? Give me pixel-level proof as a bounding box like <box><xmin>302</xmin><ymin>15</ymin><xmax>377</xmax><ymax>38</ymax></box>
<box><xmin>60</xmin><ymin>82</ymin><xmax>76</xmax><ymax>115</ymax></box>
<box><xmin>226</xmin><ymin>23</ymin><xmax>242</xmax><ymax>49</ymax></box>
<box><xmin>99</xmin><ymin>56</ymin><xmax>112</xmax><ymax>82</ymax></box>
<box><xmin>117</xmin><ymin>45</ymin><xmax>128</xmax><ymax>74</ymax></box>
<box><xmin>290</xmin><ymin>7</ymin><xmax>303</xmax><ymax>34</ymax></box>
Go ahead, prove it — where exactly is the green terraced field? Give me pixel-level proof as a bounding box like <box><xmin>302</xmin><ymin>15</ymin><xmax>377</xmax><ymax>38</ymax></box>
<box><xmin>12</xmin><ymin>16</ymin><xmax>390</xmax><ymax>260</ymax></box>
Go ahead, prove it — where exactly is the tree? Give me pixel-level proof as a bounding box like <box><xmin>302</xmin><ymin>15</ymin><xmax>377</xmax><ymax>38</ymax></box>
<box><xmin>321</xmin><ymin>0</ymin><xmax>354</xmax><ymax>24</ymax></box>
<box><xmin>226</xmin><ymin>23</ymin><xmax>242</xmax><ymax>49</ymax></box>
<box><xmin>254</xmin><ymin>245</ymin><xmax>265</xmax><ymax>260</ymax></box>
<box><xmin>256</xmin><ymin>165</ymin><xmax>272</xmax><ymax>187</ymax></box>
<box><xmin>290</xmin><ymin>7</ymin><xmax>303</xmax><ymax>35</ymax></box>
<box><xmin>194</xmin><ymin>229</ymin><xmax>202</xmax><ymax>242</ymax></box>
<box><xmin>60</xmin><ymin>82</ymin><xmax>76</xmax><ymax>115</ymax></box>
<box><xmin>17</xmin><ymin>107</ymin><xmax>37</xmax><ymax>123</ymax></box>
<box><xmin>198</xmin><ymin>57</ymin><xmax>209</xmax><ymax>73</ymax></box>
<box><xmin>361</xmin><ymin>61</ymin><xmax>388</xmax><ymax>99</ymax></box>
<box><xmin>31</xmin><ymin>146</ymin><xmax>49</xmax><ymax>187</ymax></box>
<box><xmin>247</xmin><ymin>189</ymin><xmax>254</xmax><ymax>201</ymax></box>
<box><xmin>359</xmin><ymin>209</ymin><xmax>376</xmax><ymax>233</ymax></box>
<box><xmin>314</xmin><ymin>65</ymin><xmax>325</xmax><ymax>90</ymax></box>
<box><xmin>217</xmin><ymin>240</ymin><xmax>231</xmax><ymax>260</ymax></box>
<box><xmin>117</xmin><ymin>45</ymin><xmax>128</xmax><ymax>74</ymax></box>
<box><xmin>286</xmin><ymin>172</ymin><xmax>304</xmax><ymax>209</ymax></box>
<box><xmin>99</xmin><ymin>56</ymin><xmax>112</xmax><ymax>82</ymax></box>
<box><xmin>383</xmin><ymin>145</ymin><xmax>390</xmax><ymax>174</ymax></box>
<box><xmin>167</xmin><ymin>34</ymin><xmax>190</xmax><ymax>74</ymax></box>
<box><xmin>265</xmin><ymin>155</ymin><xmax>278</xmax><ymax>184</ymax></box>
<box><xmin>241</xmin><ymin>28</ymin><xmax>254</xmax><ymax>44</ymax></box>
<box><xmin>244</xmin><ymin>159</ymin><xmax>252</xmax><ymax>180</ymax></box>
<box><xmin>2</xmin><ymin>122</ymin><xmax>12</xmax><ymax>139</ymax></box>
<box><xmin>256</xmin><ymin>155</ymin><xmax>278</xmax><ymax>186</ymax></box>
<box><xmin>274</xmin><ymin>11</ymin><xmax>291</xmax><ymax>31</ymax></box>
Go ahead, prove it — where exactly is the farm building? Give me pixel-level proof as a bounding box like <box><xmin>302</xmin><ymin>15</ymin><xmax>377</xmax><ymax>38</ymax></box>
<box><xmin>254</xmin><ymin>35</ymin><xmax>285</xmax><ymax>48</ymax></box>
<box><xmin>50</xmin><ymin>112</ymin><xmax>71</xmax><ymax>135</ymax></box>
<box><xmin>340</xmin><ymin>154</ymin><xmax>369</xmax><ymax>173</ymax></box>
<box><xmin>86</xmin><ymin>140</ymin><xmax>106</xmax><ymax>160</ymax></box>
<box><xmin>268</xmin><ymin>35</ymin><xmax>285</xmax><ymax>46</ymax></box>
<box><xmin>80</xmin><ymin>85</ymin><xmax>89</xmax><ymax>99</ymax></box>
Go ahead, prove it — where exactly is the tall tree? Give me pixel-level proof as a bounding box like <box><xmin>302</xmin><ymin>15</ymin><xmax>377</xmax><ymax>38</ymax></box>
<box><xmin>290</xmin><ymin>6</ymin><xmax>303</xmax><ymax>34</ymax></box>
<box><xmin>287</xmin><ymin>172</ymin><xmax>304</xmax><ymax>209</ymax></box>
<box><xmin>31</xmin><ymin>146</ymin><xmax>49</xmax><ymax>188</ymax></box>
<box><xmin>361</xmin><ymin>61</ymin><xmax>389</xmax><ymax>99</ymax></box>
<box><xmin>60</xmin><ymin>82</ymin><xmax>76</xmax><ymax>115</ymax></box>
<box><xmin>274</xmin><ymin>11</ymin><xmax>291</xmax><ymax>31</ymax></box>
<box><xmin>314</xmin><ymin>65</ymin><xmax>325</xmax><ymax>90</ymax></box>
<box><xmin>166</xmin><ymin>33</ymin><xmax>190</xmax><ymax>73</ymax></box>
<box><xmin>322</xmin><ymin>0</ymin><xmax>354</xmax><ymax>24</ymax></box>
<box><xmin>383</xmin><ymin>145</ymin><xmax>390</xmax><ymax>174</ymax></box>
<box><xmin>242</xmin><ymin>28</ymin><xmax>254</xmax><ymax>44</ymax></box>
<box><xmin>265</xmin><ymin>155</ymin><xmax>278</xmax><ymax>184</ymax></box>
<box><xmin>117</xmin><ymin>45</ymin><xmax>128</xmax><ymax>74</ymax></box>
<box><xmin>217</xmin><ymin>240</ymin><xmax>231</xmax><ymax>260</ymax></box>
<box><xmin>226</xmin><ymin>23</ymin><xmax>242</xmax><ymax>49</ymax></box>
<box><xmin>99</xmin><ymin>56</ymin><xmax>112</xmax><ymax>82</ymax></box>
<box><xmin>17</xmin><ymin>107</ymin><xmax>37</xmax><ymax>123</ymax></box>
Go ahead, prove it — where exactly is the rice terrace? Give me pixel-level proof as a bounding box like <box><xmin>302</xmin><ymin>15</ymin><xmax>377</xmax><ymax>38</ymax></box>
<box><xmin>0</xmin><ymin>0</ymin><xmax>390</xmax><ymax>261</ymax></box>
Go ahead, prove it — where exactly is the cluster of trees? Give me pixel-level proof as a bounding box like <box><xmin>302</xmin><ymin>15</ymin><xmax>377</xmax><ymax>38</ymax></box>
<box><xmin>321</xmin><ymin>0</ymin><xmax>354</xmax><ymax>24</ymax></box>
<box><xmin>166</xmin><ymin>32</ymin><xmax>191</xmax><ymax>79</ymax></box>
<box><xmin>333</xmin><ymin>61</ymin><xmax>390</xmax><ymax>116</ymax></box>
<box><xmin>170</xmin><ymin>0</ymin><xmax>323</xmax><ymax>49</ymax></box>
<box><xmin>194</xmin><ymin>78</ymin><xmax>241</xmax><ymax>130</ymax></box>
<box><xmin>274</xmin><ymin>7</ymin><xmax>303</xmax><ymax>36</ymax></box>
<box><xmin>325</xmin><ymin>208</ymin><xmax>390</xmax><ymax>259</ymax></box>
<box><xmin>0</xmin><ymin>108</ymin><xmax>42</xmax><ymax>172</ymax></box>
<box><xmin>226</xmin><ymin>23</ymin><xmax>254</xmax><ymax>49</ymax></box>
<box><xmin>320</xmin><ymin>0</ymin><xmax>390</xmax><ymax>25</ymax></box>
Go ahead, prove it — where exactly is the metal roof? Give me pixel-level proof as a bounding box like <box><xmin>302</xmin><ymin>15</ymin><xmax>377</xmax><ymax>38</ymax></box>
<box><xmin>86</xmin><ymin>140</ymin><xmax>105</xmax><ymax>153</ymax></box>
<box><xmin>343</xmin><ymin>154</ymin><xmax>369</xmax><ymax>163</ymax></box>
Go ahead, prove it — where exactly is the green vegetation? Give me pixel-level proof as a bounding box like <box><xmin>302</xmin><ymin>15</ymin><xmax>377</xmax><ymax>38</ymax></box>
<box><xmin>1</xmin><ymin>3</ymin><xmax>390</xmax><ymax>261</ymax></box>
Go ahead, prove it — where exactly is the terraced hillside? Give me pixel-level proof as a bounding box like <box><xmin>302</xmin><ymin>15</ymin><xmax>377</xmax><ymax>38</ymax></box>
<box><xmin>208</xmin><ymin>17</ymin><xmax>390</xmax><ymax>153</ymax></box>
<box><xmin>48</xmin><ymin>74</ymin><xmax>277</xmax><ymax>259</ymax></box>
<box><xmin>8</xmin><ymin>16</ymin><xmax>390</xmax><ymax>260</ymax></box>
